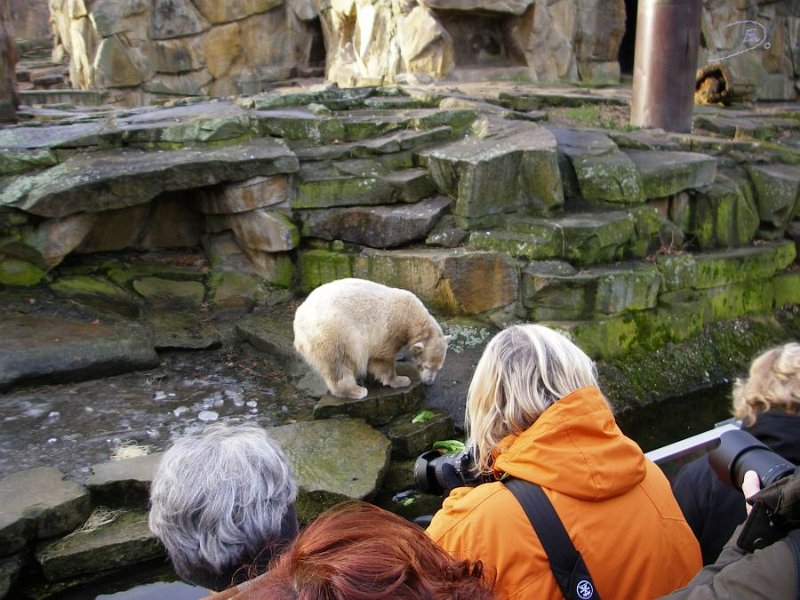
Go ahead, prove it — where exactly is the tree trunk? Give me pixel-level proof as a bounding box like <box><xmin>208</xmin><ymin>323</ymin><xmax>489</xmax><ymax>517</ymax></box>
<box><xmin>0</xmin><ymin>0</ymin><xmax>19</xmax><ymax>123</ymax></box>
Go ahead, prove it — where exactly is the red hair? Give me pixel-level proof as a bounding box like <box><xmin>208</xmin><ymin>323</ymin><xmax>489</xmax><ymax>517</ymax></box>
<box><xmin>241</xmin><ymin>502</ymin><xmax>494</xmax><ymax>600</ymax></box>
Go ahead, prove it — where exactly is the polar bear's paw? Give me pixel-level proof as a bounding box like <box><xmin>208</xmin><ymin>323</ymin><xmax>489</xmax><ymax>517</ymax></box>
<box><xmin>333</xmin><ymin>384</ymin><xmax>369</xmax><ymax>399</ymax></box>
<box><xmin>388</xmin><ymin>375</ymin><xmax>411</xmax><ymax>389</ymax></box>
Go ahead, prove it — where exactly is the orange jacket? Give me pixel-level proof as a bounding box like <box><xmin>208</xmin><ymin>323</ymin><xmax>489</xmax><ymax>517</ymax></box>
<box><xmin>427</xmin><ymin>386</ymin><xmax>702</xmax><ymax>600</ymax></box>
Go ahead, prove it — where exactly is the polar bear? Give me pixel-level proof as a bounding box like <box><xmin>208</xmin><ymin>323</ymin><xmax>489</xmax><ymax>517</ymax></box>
<box><xmin>293</xmin><ymin>278</ymin><xmax>450</xmax><ymax>399</ymax></box>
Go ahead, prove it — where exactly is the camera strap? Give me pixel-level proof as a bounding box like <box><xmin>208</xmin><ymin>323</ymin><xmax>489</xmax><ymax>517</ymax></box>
<box><xmin>504</xmin><ymin>478</ymin><xmax>601</xmax><ymax>600</ymax></box>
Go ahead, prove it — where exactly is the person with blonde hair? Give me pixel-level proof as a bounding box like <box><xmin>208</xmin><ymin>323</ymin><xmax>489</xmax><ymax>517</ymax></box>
<box><xmin>672</xmin><ymin>342</ymin><xmax>800</xmax><ymax>564</ymax></box>
<box><xmin>426</xmin><ymin>324</ymin><xmax>701</xmax><ymax>600</ymax></box>
<box><xmin>207</xmin><ymin>501</ymin><xmax>495</xmax><ymax>600</ymax></box>
<box><xmin>149</xmin><ymin>423</ymin><xmax>299</xmax><ymax>591</ymax></box>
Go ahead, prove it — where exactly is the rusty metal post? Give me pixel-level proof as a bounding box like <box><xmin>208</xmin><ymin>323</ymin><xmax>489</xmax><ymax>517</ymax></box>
<box><xmin>629</xmin><ymin>0</ymin><xmax>702</xmax><ymax>133</ymax></box>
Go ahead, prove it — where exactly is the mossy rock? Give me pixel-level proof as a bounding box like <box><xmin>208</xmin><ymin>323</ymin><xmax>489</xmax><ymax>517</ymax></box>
<box><xmin>0</xmin><ymin>257</ymin><xmax>46</xmax><ymax>286</ymax></box>
<box><xmin>298</xmin><ymin>249</ymin><xmax>354</xmax><ymax>293</ymax></box>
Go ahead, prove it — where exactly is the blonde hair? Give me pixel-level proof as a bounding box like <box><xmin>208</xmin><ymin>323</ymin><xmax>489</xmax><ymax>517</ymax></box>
<box><xmin>732</xmin><ymin>343</ymin><xmax>800</xmax><ymax>426</ymax></box>
<box><xmin>466</xmin><ymin>324</ymin><xmax>601</xmax><ymax>473</ymax></box>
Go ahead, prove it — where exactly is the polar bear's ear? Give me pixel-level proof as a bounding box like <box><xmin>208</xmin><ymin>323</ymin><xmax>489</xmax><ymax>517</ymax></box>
<box><xmin>411</xmin><ymin>341</ymin><xmax>425</xmax><ymax>354</ymax></box>
<box><xmin>444</xmin><ymin>335</ymin><xmax>453</xmax><ymax>343</ymax></box>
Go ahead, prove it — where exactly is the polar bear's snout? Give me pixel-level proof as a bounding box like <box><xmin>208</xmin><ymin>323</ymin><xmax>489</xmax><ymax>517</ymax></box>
<box><xmin>411</xmin><ymin>334</ymin><xmax>450</xmax><ymax>385</ymax></box>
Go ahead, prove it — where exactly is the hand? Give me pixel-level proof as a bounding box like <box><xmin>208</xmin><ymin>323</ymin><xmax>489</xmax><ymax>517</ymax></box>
<box><xmin>741</xmin><ymin>470</ymin><xmax>761</xmax><ymax>515</ymax></box>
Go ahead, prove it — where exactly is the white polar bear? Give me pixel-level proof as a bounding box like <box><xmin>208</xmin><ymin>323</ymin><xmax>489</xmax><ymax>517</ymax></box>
<box><xmin>293</xmin><ymin>278</ymin><xmax>450</xmax><ymax>399</ymax></box>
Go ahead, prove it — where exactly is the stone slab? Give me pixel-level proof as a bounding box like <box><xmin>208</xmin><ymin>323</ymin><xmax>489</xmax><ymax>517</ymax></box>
<box><xmin>0</xmin><ymin>315</ymin><xmax>160</xmax><ymax>392</ymax></box>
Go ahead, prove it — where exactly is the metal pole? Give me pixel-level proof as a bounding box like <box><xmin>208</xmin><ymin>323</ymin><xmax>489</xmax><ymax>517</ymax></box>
<box><xmin>629</xmin><ymin>0</ymin><xmax>703</xmax><ymax>133</ymax></box>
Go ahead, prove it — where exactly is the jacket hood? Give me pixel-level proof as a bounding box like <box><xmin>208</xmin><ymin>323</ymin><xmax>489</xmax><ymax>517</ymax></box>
<box><xmin>746</xmin><ymin>409</ymin><xmax>800</xmax><ymax>464</ymax></box>
<box><xmin>493</xmin><ymin>386</ymin><xmax>647</xmax><ymax>501</ymax></box>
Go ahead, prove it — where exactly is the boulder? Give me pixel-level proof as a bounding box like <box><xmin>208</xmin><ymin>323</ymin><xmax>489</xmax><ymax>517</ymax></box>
<box><xmin>0</xmin><ymin>467</ymin><xmax>92</xmax><ymax>554</ymax></box>
<box><xmin>353</xmin><ymin>247</ymin><xmax>518</xmax><ymax>315</ymax></box>
<box><xmin>0</xmin><ymin>315</ymin><xmax>159</xmax><ymax>391</ymax></box>
<box><xmin>268</xmin><ymin>419</ymin><xmax>392</xmax><ymax>522</ymax></box>
<box><xmin>423</xmin><ymin>117</ymin><xmax>564</xmax><ymax>227</ymax></box>
<box><xmin>36</xmin><ymin>510</ymin><xmax>164</xmax><ymax>582</ymax></box>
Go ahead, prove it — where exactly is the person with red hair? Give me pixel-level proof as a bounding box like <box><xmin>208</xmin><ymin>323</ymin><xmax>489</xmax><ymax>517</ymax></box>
<box><xmin>206</xmin><ymin>501</ymin><xmax>494</xmax><ymax>600</ymax></box>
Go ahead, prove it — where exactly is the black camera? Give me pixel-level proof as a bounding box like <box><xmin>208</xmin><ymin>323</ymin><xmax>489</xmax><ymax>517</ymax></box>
<box><xmin>706</xmin><ymin>428</ymin><xmax>799</xmax><ymax>552</ymax></box>
<box><xmin>708</xmin><ymin>429</ymin><xmax>795</xmax><ymax>490</ymax></box>
<box><xmin>414</xmin><ymin>448</ymin><xmax>495</xmax><ymax>495</ymax></box>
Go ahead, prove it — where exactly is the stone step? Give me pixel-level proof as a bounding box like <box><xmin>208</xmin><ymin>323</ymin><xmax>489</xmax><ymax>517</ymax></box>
<box><xmin>297</xmin><ymin>194</ymin><xmax>451</xmax><ymax>249</ymax></box>
<box><xmin>293</xmin><ymin>162</ymin><xmax>436</xmax><ymax>209</ymax></box>
<box><xmin>19</xmin><ymin>89</ymin><xmax>108</xmax><ymax>107</ymax></box>
<box><xmin>542</xmin><ymin>240</ymin><xmax>800</xmax><ymax>360</ymax></box>
<box><xmin>255</xmin><ymin>107</ymin><xmax>475</xmax><ymax>145</ymax></box>
<box><xmin>520</xmin><ymin>260</ymin><xmax>662</xmax><ymax>320</ymax></box>
<box><xmin>467</xmin><ymin>210</ymin><xmax>638</xmax><ymax>265</ymax></box>
<box><xmin>624</xmin><ymin>148</ymin><xmax>718</xmax><ymax>200</ymax></box>
<box><xmin>313</xmin><ymin>364</ymin><xmax>427</xmax><ymax>427</ymax></box>
<box><xmin>36</xmin><ymin>510</ymin><xmax>164</xmax><ymax>582</ymax></box>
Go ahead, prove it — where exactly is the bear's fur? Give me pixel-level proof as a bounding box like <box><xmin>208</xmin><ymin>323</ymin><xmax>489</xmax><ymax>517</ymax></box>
<box><xmin>293</xmin><ymin>278</ymin><xmax>450</xmax><ymax>399</ymax></box>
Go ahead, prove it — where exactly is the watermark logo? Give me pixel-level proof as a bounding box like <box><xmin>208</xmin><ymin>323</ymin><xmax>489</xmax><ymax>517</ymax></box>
<box><xmin>710</xmin><ymin>20</ymin><xmax>770</xmax><ymax>63</ymax></box>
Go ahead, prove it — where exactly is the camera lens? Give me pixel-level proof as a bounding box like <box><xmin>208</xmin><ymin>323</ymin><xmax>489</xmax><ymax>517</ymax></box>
<box><xmin>708</xmin><ymin>429</ymin><xmax>795</xmax><ymax>489</ymax></box>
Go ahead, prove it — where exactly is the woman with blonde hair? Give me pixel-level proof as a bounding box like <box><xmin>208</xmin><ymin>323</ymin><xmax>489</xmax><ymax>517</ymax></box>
<box><xmin>673</xmin><ymin>342</ymin><xmax>800</xmax><ymax>564</ymax></box>
<box><xmin>426</xmin><ymin>324</ymin><xmax>700</xmax><ymax>600</ymax></box>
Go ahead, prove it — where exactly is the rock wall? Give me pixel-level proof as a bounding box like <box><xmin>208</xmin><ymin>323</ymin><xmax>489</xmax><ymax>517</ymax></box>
<box><xmin>698</xmin><ymin>0</ymin><xmax>800</xmax><ymax>101</ymax></box>
<box><xmin>0</xmin><ymin>0</ymin><xmax>17</xmax><ymax>123</ymax></box>
<box><xmin>48</xmin><ymin>0</ymin><xmax>325</xmax><ymax>105</ymax></box>
<box><xmin>9</xmin><ymin>0</ymin><xmax>51</xmax><ymax>43</ymax></box>
<box><xmin>1</xmin><ymin>83</ymin><xmax>800</xmax><ymax>369</ymax></box>
<box><xmin>36</xmin><ymin>0</ymin><xmax>800</xmax><ymax>103</ymax></box>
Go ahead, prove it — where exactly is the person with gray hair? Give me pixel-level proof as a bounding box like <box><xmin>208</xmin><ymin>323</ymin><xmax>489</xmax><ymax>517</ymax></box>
<box><xmin>426</xmin><ymin>324</ymin><xmax>701</xmax><ymax>600</ymax></box>
<box><xmin>148</xmin><ymin>423</ymin><xmax>299</xmax><ymax>591</ymax></box>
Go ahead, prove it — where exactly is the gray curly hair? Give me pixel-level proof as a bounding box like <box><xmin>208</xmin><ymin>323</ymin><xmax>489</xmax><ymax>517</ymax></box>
<box><xmin>148</xmin><ymin>423</ymin><xmax>298</xmax><ymax>588</ymax></box>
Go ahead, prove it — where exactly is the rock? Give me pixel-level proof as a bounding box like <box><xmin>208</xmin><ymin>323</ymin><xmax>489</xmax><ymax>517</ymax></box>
<box><xmin>353</xmin><ymin>247</ymin><xmax>518</xmax><ymax>315</ymax></box>
<box><xmin>205</xmin><ymin>208</ymin><xmax>299</xmax><ymax>252</ymax></box>
<box><xmin>149</xmin><ymin>311</ymin><xmax>222</xmax><ymax>350</ymax></box>
<box><xmin>657</xmin><ymin>241</ymin><xmax>796</xmax><ymax>292</ymax></box>
<box><xmin>383</xmin><ymin>409</ymin><xmax>454</xmax><ymax>459</ymax></box>
<box><xmin>0</xmin><ymin>554</ymin><xmax>21</xmax><ymax>599</ymax></box>
<box><xmin>50</xmin><ymin>276</ymin><xmax>144</xmax><ymax>318</ymax></box>
<box><xmin>745</xmin><ymin>163</ymin><xmax>800</xmax><ymax>230</ymax></box>
<box><xmin>0</xmin><ymin>315</ymin><xmax>159</xmax><ymax>391</ymax></box>
<box><xmin>679</xmin><ymin>174</ymin><xmax>759</xmax><ymax>250</ymax></box>
<box><xmin>93</xmin><ymin>36</ymin><xmax>144</xmax><ymax>88</ymax></box>
<box><xmin>468</xmin><ymin>211</ymin><xmax>637</xmax><ymax>265</ymax></box>
<box><xmin>197</xmin><ymin>176</ymin><xmax>292</xmax><ymax>214</ymax></box>
<box><xmin>268</xmin><ymin>419</ymin><xmax>392</xmax><ymax>522</ymax></box>
<box><xmin>132</xmin><ymin>277</ymin><xmax>206</xmax><ymax>308</ymax></box>
<box><xmin>0</xmin><ymin>467</ymin><xmax>92</xmax><ymax>554</ymax></box>
<box><xmin>85</xmin><ymin>454</ymin><xmax>163</xmax><ymax>509</ymax></box>
<box><xmin>423</xmin><ymin>117</ymin><xmax>564</xmax><ymax>227</ymax></box>
<box><xmin>297</xmin><ymin>195</ymin><xmax>451</xmax><ymax>248</ymax></box>
<box><xmin>192</xmin><ymin>0</ymin><xmax>283</xmax><ymax>24</ymax></box>
<box><xmin>548</xmin><ymin>126</ymin><xmax>643</xmax><ymax>204</ymax></box>
<box><xmin>521</xmin><ymin>261</ymin><xmax>662</xmax><ymax>320</ymax></box>
<box><xmin>313</xmin><ymin>363</ymin><xmax>427</xmax><ymax>426</ymax></box>
<box><xmin>418</xmin><ymin>0</ymin><xmax>534</xmax><ymax>15</ymax></box>
<box><xmin>36</xmin><ymin>510</ymin><xmax>164</xmax><ymax>582</ymax></box>
<box><xmin>236</xmin><ymin>308</ymin><xmax>301</xmax><ymax>365</ymax></box>
<box><xmin>624</xmin><ymin>149</ymin><xmax>718</xmax><ymax>200</ymax></box>
<box><xmin>1</xmin><ymin>138</ymin><xmax>299</xmax><ymax>219</ymax></box>
<box><xmin>0</xmin><ymin>0</ymin><xmax>17</xmax><ymax>124</ymax></box>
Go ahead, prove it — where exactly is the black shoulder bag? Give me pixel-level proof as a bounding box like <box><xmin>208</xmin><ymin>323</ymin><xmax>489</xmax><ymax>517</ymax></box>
<box><xmin>504</xmin><ymin>478</ymin><xmax>601</xmax><ymax>600</ymax></box>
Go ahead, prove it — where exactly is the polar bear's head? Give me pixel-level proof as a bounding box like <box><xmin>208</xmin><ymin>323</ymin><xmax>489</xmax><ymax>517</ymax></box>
<box><xmin>410</xmin><ymin>329</ymin><xmax>451</xmax><ymax>385</ymax></box>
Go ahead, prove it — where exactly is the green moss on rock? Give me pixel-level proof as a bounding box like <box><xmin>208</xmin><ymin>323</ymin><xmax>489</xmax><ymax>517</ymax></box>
<box><xmin>0</xmin><ymin>257</ymin><xmax>46</xmax><ymax>286</ymax></box>
<box><xmin>298</xmin><ymin>249</ymin><xmax>353</xmax><ymax>293</ymax></box>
